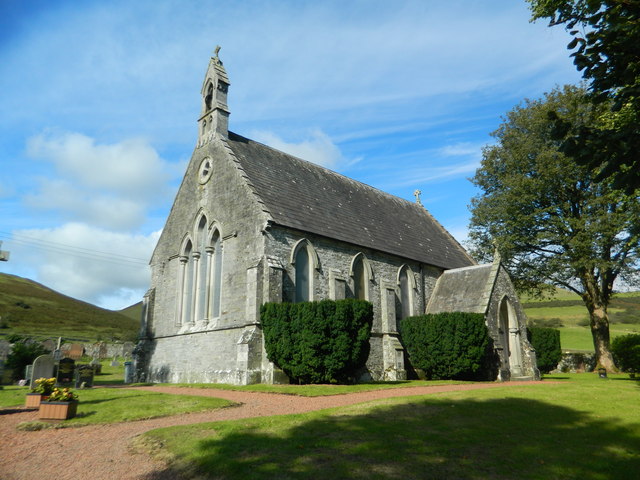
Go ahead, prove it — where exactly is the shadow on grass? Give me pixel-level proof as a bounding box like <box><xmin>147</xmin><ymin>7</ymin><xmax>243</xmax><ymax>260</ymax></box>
<box><xmin>78</xmin><ymin>392</ymin><xmax>153</xmax><ymax>406</ymax></box>
<box><xmin>141</xmin><ymin>397</ymin><xmax>640</xmax><ymax>480</ymax></box>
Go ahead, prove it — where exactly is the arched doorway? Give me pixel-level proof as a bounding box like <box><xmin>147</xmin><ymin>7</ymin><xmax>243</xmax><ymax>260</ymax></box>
<box><xmin>498</xmin><ymin>297</ymin><xmax>524</xmax><ymax>378</ymax></box>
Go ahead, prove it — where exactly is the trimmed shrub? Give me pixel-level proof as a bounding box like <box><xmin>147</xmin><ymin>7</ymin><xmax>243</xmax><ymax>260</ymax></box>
<box><xmin>5</xmin><ymin>339</ymin><xmax>50</xmax><ymax>382</ymax></box>
<box><xmin>399</xmin><ymin>312</ymin><xmax>492</xmax><ymax>380</ymax></box>
<box><xmin>611</xmin><ymin>334</ymin><xmax>640</xmax><ymax>373</ymax></box>
<box><xmin>261</xmin><ymin>299</ymin><xmax>373</xmax><ymax>384</ymax></box>
<box><xmin>527</xmin><ymin>327</ymin><xmax>562</xmax><ymax>373</ymax></box>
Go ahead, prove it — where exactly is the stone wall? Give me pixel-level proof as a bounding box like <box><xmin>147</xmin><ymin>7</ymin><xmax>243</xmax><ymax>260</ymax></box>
<box><xmin>264</xmin><ymin>225</ymin><xmax>443</xmax><ymax>381</ymax></box>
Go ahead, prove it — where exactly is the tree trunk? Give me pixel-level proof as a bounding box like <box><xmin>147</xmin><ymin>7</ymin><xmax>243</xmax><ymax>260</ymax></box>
<box><xmin>589</xmin><ymin>306</ymin><xmax>617</xmax><ymax>372</ymax></box>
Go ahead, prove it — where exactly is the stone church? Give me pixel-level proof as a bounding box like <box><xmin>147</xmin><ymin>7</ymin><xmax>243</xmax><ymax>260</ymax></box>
<box><xmin>134</xmin><ymin>50</ymin><xmax>539</xmax><ymax>385</ymax></box>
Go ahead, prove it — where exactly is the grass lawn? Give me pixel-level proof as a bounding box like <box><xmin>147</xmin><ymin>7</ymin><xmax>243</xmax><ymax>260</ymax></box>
<box><xmin>139</xmin><ymin>374</ymin><xmax>640</xmax><ymax>480</ymax></box>
<box><xmin>168</xmin><ymin>379</ymin><xmax>468</xmax><ymax>397</ymax></box>
<box><xmin>0</xmin><ymin>386</ymin><xmax>234</xmax><ymax>427</ymax></box>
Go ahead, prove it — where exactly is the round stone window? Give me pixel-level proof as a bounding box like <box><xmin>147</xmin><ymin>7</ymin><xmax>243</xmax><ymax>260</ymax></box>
<box><xmin>198</xmin><ymin>157</ymin><xmax>213</xmax><ymax>184</ymax></box>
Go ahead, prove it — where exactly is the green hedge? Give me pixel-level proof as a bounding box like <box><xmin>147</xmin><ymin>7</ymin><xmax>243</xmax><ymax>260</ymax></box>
<box><xmin>261</xmin><ymin>299</ymin><xmax>373</xmax><ymax>384</ymax></box>
<box><xmin>399</xmin><ymin>312</ymin><xmax>492</xmax><ymax>380</ymax></box>
<box><xmin>527</xmin><ymin>327</ymin><xmax>562</xmax><ymax>373</ymax></box>
<box><xmin>611</xmin><ymin>334</ymin><xmax>640</xmax><ymax>373</ymax></box>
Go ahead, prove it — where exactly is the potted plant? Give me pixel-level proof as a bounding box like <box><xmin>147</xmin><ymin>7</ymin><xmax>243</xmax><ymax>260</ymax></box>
<box><xmin>38</xmin><ymin>387</ymin><xmax>79</xmax><ymax>420</ymax></box>
<box><xmin>25</xmin><ymin>377</ymin><xmax>56</xmax><ymax>408</ymax></box>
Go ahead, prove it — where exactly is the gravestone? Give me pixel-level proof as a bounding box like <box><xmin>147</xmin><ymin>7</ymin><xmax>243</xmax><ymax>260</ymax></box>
<box><xmin>57</xmin><ymin>358</ymin><xmax>76</xmax><ymax>385</ymax></box>
<box><xmin>75</xmin><ymin>364</ymin><xmax>95</xmax><ymax>388</ymax></box>
<box><xmin>122</xmin><ymin>342</ymin><xmax>135</xmax><ymax>358</ymax></box>
<box><xmin>66</xmin><ymin>343</ymin><xmax>84</xmax><ymax>360</ymax></box>
<box><xmin>96</xmin><ymin>342</ymin><xmax>108</xmax><ymax>359</ymax></box>
<box><xmin>90</xmin><ymin>357</ymin><xmax>102</xmax><ymax>374</ymax></box>
<box><xmin>24</xmin><ymin>364</ymin><xmax>33</xmax><ymax>383</ymax></box>
<box><xmin>110</xmin><ymin>359</ymin><xmax>120</xmax><ymax>367</ymax></box>
<box><xmin>41</xmin><ymin>339</ymin><xmax>56</xmax><ymax>352</ymax></box>
<box><xmin>0</xmin><ymin>339</ymin><xmax>11</xmax><ymax>361</ymax></box>
<box><xmin>30</xmin><ymin>354</ymin><xmax>55</xmax><ymax>386</ymax></box>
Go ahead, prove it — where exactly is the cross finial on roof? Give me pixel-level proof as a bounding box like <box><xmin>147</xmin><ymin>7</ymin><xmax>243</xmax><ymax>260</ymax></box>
<box><xmin>413</xmin><ymin>189</ymin><xmax>423</xmax><ymax>206</ymax></box>
<box><xmin>213</xmin><ymin>45</ymin><xmax>222</xmax><ymax>65</ymax></box>
<box><xmin>492</xmin><ymin>240</ymin><xmax>501</xmax><ymax>264</ymax></box>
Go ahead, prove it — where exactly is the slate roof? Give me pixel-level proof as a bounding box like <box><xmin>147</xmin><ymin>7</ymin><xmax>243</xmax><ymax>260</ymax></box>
<box><xmin>226</xmin><ymin>132</ymin><xmax>474</xmax><ymax>269</ymax></box>
<box><xmin>426</xmin><ymin>264</ymin><xmax>497</xmax><ymax>314</ymax></box>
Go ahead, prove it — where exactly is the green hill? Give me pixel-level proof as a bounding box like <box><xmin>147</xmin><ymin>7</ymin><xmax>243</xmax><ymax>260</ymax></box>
<box><xmin>522</xmin><ymin>289</ymin><xmax>640</xmax><ymax>352</ymax></box>
<box><xmin>0</xmin><ymin>273</ymin><xmax>139</xmax><ymax>342</ymax></box>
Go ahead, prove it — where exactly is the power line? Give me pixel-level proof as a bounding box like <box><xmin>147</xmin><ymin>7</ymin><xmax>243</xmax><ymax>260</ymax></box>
<box><xmin>0</xmin><ymin>231</ymin><xmax>151</xmax><ymax>268</ymax></box>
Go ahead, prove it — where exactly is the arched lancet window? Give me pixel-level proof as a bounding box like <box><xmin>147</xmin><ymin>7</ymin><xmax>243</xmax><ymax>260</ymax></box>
<box><xmin>205</xmin><ymin>82</ymin><xmax>213</xmax><ymax>111</ymax></box>
<box><xmin>209</xmin><ymin>230</ymin><xmax>223</xmax><ymax>318</ymax></box>
<box><xmin>176</xmin><ymin>215</ymin><xmax>225</xmax><ymax>327</ymax></box>
<box><xmin>180</xmin><ymin>239</ymin><xmax>194</xmax><ymax>325</ymax></box>
<box><xmin>194</xmin><ymin>216</ymin><xmax>208</xmax><ymax>322</ymax></box>
<box><xmin>397</xmin><ymin>265</ymin><xmax>415</xmax><ymax>321</ymax></box>
<box><xmin>295</xmin><ymin>247</ymin><xmax>310</xmax><ymax>302</ymax></box>
<box><xmin>291</xmin><ymin>239</ymin><xmax>318</xmax><ymax>303</ymax></box>
<box><xmin>350</xmin><ymin>253</ymin><xmax>372</xmax><ymax>301</ymax></box>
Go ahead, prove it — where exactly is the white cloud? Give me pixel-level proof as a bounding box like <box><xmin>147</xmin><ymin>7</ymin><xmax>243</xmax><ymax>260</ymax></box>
<box><xmin>251</xmin><ymin>129</ymin><xmax>356</xmax><ymax>169</ymax></box>
<box><xmin>438</xmin><ymin>142</ymin><xmax>483</xmax><ymax>158</ymax></box>
<box><xmin>8</xmin><ymin>224</ymin><xmax>160</xmax><ymax>310</ymax></box>
<box><xmin>24</xmin><ymin>131</ymin><xmax>177</xmax><ymax>230</ymax></box>
<box><xmin>26</xmin><ymin>131</ymin><xmax>173</xmax><ymax>199</ymax></box>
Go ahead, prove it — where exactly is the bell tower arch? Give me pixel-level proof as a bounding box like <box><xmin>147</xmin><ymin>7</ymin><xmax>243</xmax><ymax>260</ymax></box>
<box><xmin>198</xmin><ymin>45</ymin><xmax>230</xmax><ymax>145</ymax></box>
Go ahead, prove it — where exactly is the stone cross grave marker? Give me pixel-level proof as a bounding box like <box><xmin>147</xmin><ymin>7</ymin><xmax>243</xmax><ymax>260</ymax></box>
<box><xmin>57</xmin><ymin>357</ymin><xmax>76</xmax><ymax>385</ymax></box>
<box><xmin>30</xmin><ymin>354</ymin><xmax>55</xmax><ymax>386</ymax></box>
<box><xmin>75</xmin><ymin>364</ymin><xmax>95</xmax><ymax>388</ymax></box>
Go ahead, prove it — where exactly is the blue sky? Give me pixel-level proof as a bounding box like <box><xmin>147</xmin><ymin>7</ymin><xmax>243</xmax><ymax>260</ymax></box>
<box><xmin>0</xmin><ymin>0</ymin><xmax>581</xmax><ymax>310</ymax></box>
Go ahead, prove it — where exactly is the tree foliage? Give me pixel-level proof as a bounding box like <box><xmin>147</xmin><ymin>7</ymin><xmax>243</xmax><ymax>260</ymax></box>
<box><xmin>261</xmin><ymin>299</ymin><xmax>373</xmax><ymax>384</ymax></box>
<box><xmin>527</xmin><ymin>327</ymin><xmax>562</xmax><ymax>373</ymax></box>
<box><xmin>610</xmin><ymin>334</ymin><xmax>640</xmax><ymax>373</ymax></box>
<box><xmin>469</xmin><ymin>85</ymin><xmax>640</xmax><ymax>370</ymax></box>
<box><xmin>527</xmin><ymin>0</ymin><xmax>640</xmax><ymax>192</ymax></box>
<box><xmin>5</xmin><ymin>339</ymin><xmax>50</xmax><ymax>382</ymax></box>
<box><xmin>399</xmin><ymin>312</ymin><xmax>494</xmax><ymax>380</ymax></box>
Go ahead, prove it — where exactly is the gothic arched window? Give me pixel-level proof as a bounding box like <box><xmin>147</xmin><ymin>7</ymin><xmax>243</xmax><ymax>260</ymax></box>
<box><xmin>205</xmin><ymin>82</ymin><xmax>213</xmax><ymax>111</ymax></box>
<box><xmin>397</xmin><ymin>265</ymin><xmax>415</xmax><ymax>322</ymax></box>
<box><xmin>291</xmin><ymin>239</ymin><xmax>319</xmax><ymax>303</ymax></box>
<box><xmin>350</xmin><ymin>253</ymin><xmax>372</xmax><ymax>301</ymax></box>
<box><xmin>176</xmin><ymin>215</ymin><xmax>224</xmax><ymax>327</ymax></box>
<box><xmin>178</xmin><ymin>239</ymin><xmax>194</xmax><ymax>326</ymax></box>
<box><xmin>194</xmin><ymin>216</ymin><xmax>208</xmax><ymax>322</ymax></box>
<box><xmin>209</xmin><ymin>230</ymin><xmax>223</xmax><ymax>318</ymax></box>
<box><xmin>295</xmin><ymin>246</ymin><xmax>310</xmax><ymax>302</ymax></box>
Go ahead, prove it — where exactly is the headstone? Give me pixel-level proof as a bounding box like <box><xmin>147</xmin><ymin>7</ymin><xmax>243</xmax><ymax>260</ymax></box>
<box><xmin>57</xmin><ymin>358</ymin><xmax>76</xmax><ymax>385</ymax></box>
<box><xmin>67</xmin><ymin>343</ymin><xmax>84</xmax><ymax>360</ymax></box>
<box><xmin>110</xmin><ymin>359</ymin><xmax>120</xmax><ymax>367</ymax></box>
<box><xmin>122</xmin><ymin>342</ymin><xmax>135</xmax><ymax>358</ymax></box>
<box><xmin>75</xmin><ymin>364</ymin><xmax>95</xmax><ymax>388</ymax></box>
<box><xmin>30</xmin><ymin>354</ymin><xmax>55</xmax><ymax>386</ymax></box>
<box><xmin>41</xmin><ymin>339</ymin><xmax>56</xmax><ymax>352</ymax></box>
<box><xmin>24</xmin><ymin>364</ymin><xmax>33</xmax><ymax>383</ymax></box>
<box><xmin>90</xmin><ymin>357</ymin><xmax>102</xmax><ymax>374</ymax></box>
<box><xmin>0</xmin><ymin>339</ymin><xmax>11</xmax><ymax>361</ymax></box>
<box><xmin>123</xmin><ymin>361</ymin><xmax>134</xmax><ymax>384</ymax></box>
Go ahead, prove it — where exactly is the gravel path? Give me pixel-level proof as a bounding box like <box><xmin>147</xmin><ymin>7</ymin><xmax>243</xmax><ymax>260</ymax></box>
<box><xmin>0</xmin><ymin>381</ymin><xmax>552</xmax><ymax>480</ymax></box>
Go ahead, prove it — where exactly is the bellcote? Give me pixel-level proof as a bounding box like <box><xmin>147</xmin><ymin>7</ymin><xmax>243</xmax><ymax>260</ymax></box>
<box><xmin>198</xmin><ymin>46</ymin><xmax>230</xmax><ymax>145</ymax></box>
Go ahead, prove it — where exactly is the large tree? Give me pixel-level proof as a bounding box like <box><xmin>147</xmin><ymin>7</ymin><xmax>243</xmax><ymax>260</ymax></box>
<box><xmin>469</xmin><ymin>85</ymin><xmax>640</xmax><ymax>370</ymax></box>
<box><xmin>527</xmin><ymin>0</ymin><xmax>640</xmax><ymax>193</ymax></box>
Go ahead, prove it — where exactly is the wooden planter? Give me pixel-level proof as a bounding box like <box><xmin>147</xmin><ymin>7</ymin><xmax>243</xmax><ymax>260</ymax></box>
<box><xmin>38</xmin><ymin>401</ymin><xmax>78</xmax><ymax>420</ymax></box>
<box><xmin>25</xmin><ymin>393</ymin><xmax>49</xmax><ymax>408</ymax></box>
